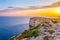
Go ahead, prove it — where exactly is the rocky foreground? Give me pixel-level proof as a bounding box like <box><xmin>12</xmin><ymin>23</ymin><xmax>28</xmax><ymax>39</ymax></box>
<box><xmin>9</xmin><ymin>17</ymin><xmax>60</xmax><ymax>40</ymax></box>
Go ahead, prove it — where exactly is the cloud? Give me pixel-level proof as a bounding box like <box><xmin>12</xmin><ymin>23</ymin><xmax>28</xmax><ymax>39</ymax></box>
<box><xmin>20</xmin><ymin>1</ymin><xmax>60</xmax><ymax>9</ymax></box>
<box><xmin>0</xmin><ymin>1</ymin><xmax>60</xmax><ymax>17</ymax></box>
<box><xmin>5</xmin><ymin>1</ymin><xmax>60</xmax><ymax>10</ymax></box>
<box><xmin>43</xmin><ymin>1</ymin><xmax>60</xmax><ymax>8</ymax></box>
<box><xmin>0</xmin><ymin>1</ymin><xmax>60</xmax><ymax>11</ymax></box>
<box><xmin>40</xmin><ymin>1</ymin><xmax>60</xmax><ymax>8</ymax></box>
<box><xmin>0</xmin><ymin>8</ymin><xmax>58</xmax><ymax>17</ymax></box>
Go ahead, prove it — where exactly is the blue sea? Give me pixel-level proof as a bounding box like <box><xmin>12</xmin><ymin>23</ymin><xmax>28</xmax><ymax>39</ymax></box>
<box><xmin>0</xmin><ymin>16</ymin><xmax>30</xmax><ymax>40</ymax></box>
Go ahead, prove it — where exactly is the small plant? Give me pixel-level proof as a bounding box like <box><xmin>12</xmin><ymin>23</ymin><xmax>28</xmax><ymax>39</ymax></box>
<box><xmin>52</xmin><ymin>20</ymin><xmax>58</xmax><ymax>23</ymax></box>
<box><xmin>22</xmin><ymin>30</ymin><xmax>28</xmax><ymax>34</ymax></box>
<box><xmin>31</xmin><ymin>29</ymin><xmax>40</xmax><ymax>38</ymax></box>
<box><xmin>48</xmin><ymin>30</ymin><xmax>55</xmax><ymax>34</ymax></box>
<box><xmin>43</xmin><ymin>36</ymin><xmax>49</xmax><ymax>40</ymax></box>
<box><xmin>9</xmin><ymin>38</ymin><xmax>14</xmax><ymax>40</ymax></box>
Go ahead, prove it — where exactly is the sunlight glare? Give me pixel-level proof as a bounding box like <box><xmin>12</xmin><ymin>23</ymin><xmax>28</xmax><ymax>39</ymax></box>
<box><xmin>56</xmin><ymin>7</ymin><xmax>60</xmax><ymax>14</ymax></box>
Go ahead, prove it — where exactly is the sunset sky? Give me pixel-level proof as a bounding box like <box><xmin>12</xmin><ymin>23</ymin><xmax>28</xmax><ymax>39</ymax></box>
<box><xmin>0</xmin><ymin>0</ymin><xmax>60</xmax><ymax>17</ymax></box>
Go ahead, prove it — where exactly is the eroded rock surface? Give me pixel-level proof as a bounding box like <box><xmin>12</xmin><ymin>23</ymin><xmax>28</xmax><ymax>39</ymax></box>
<box><xmin>9</xmin><ymin>17</ymin><xmax>60</xmax><ymax>40</ymax></box>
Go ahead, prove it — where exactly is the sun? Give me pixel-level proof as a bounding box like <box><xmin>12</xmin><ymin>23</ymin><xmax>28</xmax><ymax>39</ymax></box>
<box><xmin>56</xmin><ymin>7</ymin><xmax>60</xmax><ymax>14</ymax></box>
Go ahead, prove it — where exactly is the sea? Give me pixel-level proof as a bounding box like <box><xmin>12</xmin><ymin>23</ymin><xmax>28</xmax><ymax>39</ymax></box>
<box><xmin>0</xmin><ymin>16</ymin><xmax>30</xmax><ymax>40</ymax></box>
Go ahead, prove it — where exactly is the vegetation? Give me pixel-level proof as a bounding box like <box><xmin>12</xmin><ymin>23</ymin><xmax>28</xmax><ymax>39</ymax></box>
<box><xmin>43</xmin><ymin>36</ymin><xmax>49</xmax><ymax>40</ymax></box>
<box><xmin>51</xmin><ymin>18</ymin><xmax>58</xmax><ymax>23</ymax></box>
<box><xmin>21</xmin><ymin>25</ymin><xmax>40</xmax><ymax>38</ymax></box>
<box><xmin>9</xmin><ymin>18</ymin><xmax>58</xmax><ymax>40</ymax></box>
<box><xmin>52</xmin><ymin>20</ymin><xmax>58</xmax><ymax>23</ymax></box>
<box><xmin>31</xmin><ymin>29</ymin><xmax>40</xmax><ymax>38</ymax></box>
<box><xmin>9</xmin><ymin>37</ymin><xmax>14</xmax><ymax>40</ymax></box>
<box><xmin>48</xmin><ymin>30</ymin><xmax>55</xmax><ymax>34</ymax></box>
<box><xmin>22</xmin><ymin>30</ymin><xmax>29</xmax><ymax>35</ymax></box>
<box><xmin>17</xmin><ymin>21</ymin><xmax>55</xmax><ymax>40</ymax></box>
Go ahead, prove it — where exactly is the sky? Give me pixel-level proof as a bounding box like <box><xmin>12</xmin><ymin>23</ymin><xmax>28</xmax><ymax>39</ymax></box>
<box><xmin>0</xmin><ymin>0</ymin><xmax>60</xmax><ymax>10</ymax></box>
<box><xmin>0</xmin><ymin>0</ymin><xmax>60</xmax><ymax>17</ymax></box>
<box><xmin>0</xmin><ymin>8</ymin><xmax>60</xmax><ymax>17</ymax></box>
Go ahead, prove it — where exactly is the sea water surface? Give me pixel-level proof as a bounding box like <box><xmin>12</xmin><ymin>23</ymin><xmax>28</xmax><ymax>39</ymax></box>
<box><xmin>0</xmin><ymin>16</ymin><xmax>30</xmax><ymax>40</ymax></box>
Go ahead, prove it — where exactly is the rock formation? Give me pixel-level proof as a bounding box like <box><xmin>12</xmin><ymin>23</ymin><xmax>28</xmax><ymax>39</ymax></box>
<box><xmin>9</xmin><ymin>17</ymin><xmax>60</xmax><ymax>40</ymax></box>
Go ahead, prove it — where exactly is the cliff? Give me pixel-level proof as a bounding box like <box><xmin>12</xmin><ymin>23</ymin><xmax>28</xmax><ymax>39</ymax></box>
<box><xmin>9</xmin><ymin>17</ymin><xmax>60</xmax><ymax>40</ymax></box>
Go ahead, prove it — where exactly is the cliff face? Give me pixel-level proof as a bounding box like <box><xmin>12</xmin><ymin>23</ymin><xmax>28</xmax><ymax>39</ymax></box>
<box><xmin>9</xmin><ymin>17</ymin><xmax>60</xmax><ymax>40</ymax></box>
<box><xmin>29</xmin><ymin>17</ymin><xmax>51</xmax><ymax>27</ymax></box>
<box><xmin>29</xmin><ymin>17</ymin><xmax>60</xmax><ymax>29</ymax></box>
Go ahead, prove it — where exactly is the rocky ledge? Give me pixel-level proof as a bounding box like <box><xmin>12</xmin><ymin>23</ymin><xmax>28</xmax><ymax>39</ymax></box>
<box><xmin>9</xmin><ymin>17</ymin><xmax>60</xmax><ymax>40</ymax></box>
